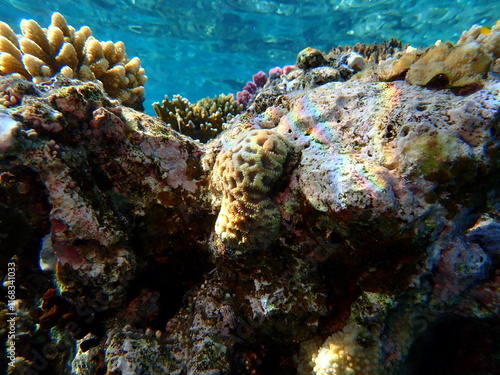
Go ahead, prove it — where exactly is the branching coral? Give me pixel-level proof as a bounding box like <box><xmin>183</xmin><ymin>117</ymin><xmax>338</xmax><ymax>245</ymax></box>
<box><xmin>0</xmin><ymin>12</ymin><xmax>147</xmax><ymax>109</ymax></box>
<box><xmin>153</xmin><ymin>93</ymin><xmax>243</xmax><ymax>142</ymax></box>
<box><xmin>211</xmin><ymin>128</ymin><xmax>290</xmax><ymax>252</ymax></box>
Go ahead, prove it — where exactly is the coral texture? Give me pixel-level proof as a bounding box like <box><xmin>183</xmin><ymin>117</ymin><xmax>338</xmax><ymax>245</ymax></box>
<box><xmin>311</xmin><ymin>323</ymin><xmax>383</xmax><ymax>375</ymax></box>
<box><xmin>152</xmin><ymin>93</ymin><xmax>243</xmax><ymax>142</ymax></box>
<box><xmin>405</xmin><ymin>42</ymin><xmax>492</xmax><ymax>87</ymax></box>
<box><xmin>329</xmin><ymin>38</ymin><xmax>407</xmax><ymax>64</ymax></box>
<box><xmin>211</xmin><ymin>128</ymin><xmax>290</xmax><ymax>252</ymax></box>
<box><xmin>237</xmin><ymin>70</ymin><xmax>270</xmax><ymax>107</ymax></box>
<box><xmin>374</xmin><ymin>21</ymin><xmax>499</xmax><ymax>89</ymax></box>
<box><xmin>1</xmin><ymin>21</ymin><xmax>500</xmax><ymax>375</ymax></box>
<box><xmin>0</xmin><ymin>12</ymin><xmax>146</xmax><ymax>109</ymax></box>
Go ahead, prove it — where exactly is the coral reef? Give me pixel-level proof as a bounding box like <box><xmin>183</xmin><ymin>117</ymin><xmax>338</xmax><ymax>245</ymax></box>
<box><xmin>1</xmin><ymin>21</ymin><xmax>500</xmax><ymax>375</ymax></box>
<box><xmin>152</xmin><ymin>93</ymin><xmax>243</xmax><ymax>142</ymax></box>
<box><xmin>0</xmin><ymin>12</ymin><xmax>146</xmax><ymax>109</ymax></box>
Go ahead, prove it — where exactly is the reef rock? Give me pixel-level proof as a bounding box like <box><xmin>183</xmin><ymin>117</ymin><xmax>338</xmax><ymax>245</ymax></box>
<box><xmin>1</xmin><ymin>24</ymin><xmax>500</xmax><ymax>375</ymax></box>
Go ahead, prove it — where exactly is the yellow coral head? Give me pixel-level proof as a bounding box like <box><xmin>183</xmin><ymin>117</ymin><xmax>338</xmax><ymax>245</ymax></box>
<box><xmin>212</xmin><ymin>129</ymin><xmax>290</xmax><ymax>252</ymax></box>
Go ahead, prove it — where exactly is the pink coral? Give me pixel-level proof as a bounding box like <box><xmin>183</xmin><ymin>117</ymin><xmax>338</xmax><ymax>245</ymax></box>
<box><xmin>252</xmin><ymin>70</ymin><xmax>268</xmax><ymax>87</ymax></box>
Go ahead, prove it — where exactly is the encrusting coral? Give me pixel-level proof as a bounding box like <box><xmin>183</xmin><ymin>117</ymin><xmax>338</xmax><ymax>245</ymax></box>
<box><xmin>211</xmin><ymin>128</ymin><xmax>290</xmax><ymax>252</ymax></box>
<box><xmin>404</xmin><ymin>41</ymin><xmax>491</xmax><ymax>87</ymax></box>
<box><xmin>329</xmin><ymin>38</ymin><xmax>407</xmax><ymax>64</ymax></box>
<box><xmin>153</xmin><ymin>93</ymin><xmax>243</xmax><ymax>142</ymax></box>
<box><xmin>0</xmin><ymin>12</ymin><xmax>146</xmax><ymax>109</ymax></box>
<box><xmin>374</xmin><ymin>21</ymin><xmax>499</xmax><ymax>89</ymax></box>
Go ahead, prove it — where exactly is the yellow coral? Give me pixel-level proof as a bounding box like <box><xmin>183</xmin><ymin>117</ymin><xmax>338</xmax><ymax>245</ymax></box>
<box><xmin>406</xmin><ymin>41</ymin><xmax>492</xmax><ymax>87</ymax></box>
<box><xmin>376</xmin><ymin>22</ymin><xmax>499</xmax><ymax>87</ymax></box>
<box><xmin>153</xmin><ymin>94</ymin><xmax>242</xmax><ymax>142</ymax></box>
<box><xmin>212</xmin><ymin>129</ymin><xmax>289</xmax><ymax>252</ymax></box>
<box><xmin>0</xmin><ymin>12</ymin><xmax>147</xmax><ymax>109</ymax></box>
<box><xmin>312</xmin><ymin>324</ymin><xmax>383</xmax><ymax>375</ymax></box>
<box><xmin>375</xmin><ymin>46</ymin><xmax>421</xmax><ymax>81</ymax></box>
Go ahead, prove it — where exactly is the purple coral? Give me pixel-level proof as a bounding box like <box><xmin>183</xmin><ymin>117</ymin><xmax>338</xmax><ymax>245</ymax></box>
<box><xmin>237</xmin><ymin>71</ymin><xmax>268</xmax><ymax>107</ymax></box>
<box><xmin>237</xmin><ymin>67</ymin><xmax>297</xmax><ymax>107</ymax></box>
<box><xmin>269</xmin><ymin>65</ymin><xmax>296</xmax><ymax>79</ymax></box>
<box><xmin>242</xmin><ymin>81</ymin><xmax>257</xmax><ymax>95</ymax></box>
<box><xmin>236</xmin><ymin>90</ymin><xmax>253</xmax><ymax>107</ymax></box>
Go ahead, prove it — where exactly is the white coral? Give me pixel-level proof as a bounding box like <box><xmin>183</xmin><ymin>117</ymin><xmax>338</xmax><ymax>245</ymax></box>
<box><xmin>312</xmin><ymin>324</ymin><xmax>383</xmax><ymax>375</ymax></box>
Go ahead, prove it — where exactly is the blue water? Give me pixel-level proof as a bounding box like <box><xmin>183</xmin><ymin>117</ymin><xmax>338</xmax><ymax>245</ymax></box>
<box><xmin>0</xmin><ymin>0</ymin><xmax>498</xmax><ymax>114</ymax></box>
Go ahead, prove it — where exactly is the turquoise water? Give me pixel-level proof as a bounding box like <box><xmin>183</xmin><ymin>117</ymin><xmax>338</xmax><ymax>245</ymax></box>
<box><xmin>0</xmin><ymin>0</ymin><xmax>498</xmax><ymax>113</ymax></box>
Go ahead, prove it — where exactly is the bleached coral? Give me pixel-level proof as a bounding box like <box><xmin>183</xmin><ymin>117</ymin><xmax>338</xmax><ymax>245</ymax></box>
<box><xmin>0</xmin><ymin>12</ymin><xmax>147</xmax><ymax>109</ymax></box>
<box><xmin>212</xmin><ymin>128</ymin><xmax>290</xmax><ymax>252</ymax></box>
<box><xmin>312</xmin><ymin>324</ymin><xmax>383</xmax><ymax>375</ymax></box>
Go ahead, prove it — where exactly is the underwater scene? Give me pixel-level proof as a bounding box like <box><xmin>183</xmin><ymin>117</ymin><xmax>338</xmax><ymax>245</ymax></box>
<box><xmin>0</xmin><ymin>0</ymin><xmax>500</xmax><ymax>374</ymax></box>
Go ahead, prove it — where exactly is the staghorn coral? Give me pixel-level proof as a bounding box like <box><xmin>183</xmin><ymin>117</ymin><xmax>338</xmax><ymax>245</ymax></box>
<box><xmin>0</xmin><ymin>12</ymin><xmax>146</xmax><ymax>110</ymax></box>
<box><xmin>211</xmin><ymin>128</ymin><xmax>290</xmax><ymax>252</ymax></box>
<box><xmin>153</xmin><ymin>93</ymin><xmax>243</xmax><ymax>142</ymax></box>
<box><xmin>306</xmin><ymin>323</ymin><xmax>383</xmax><ymax>375</ymax></box>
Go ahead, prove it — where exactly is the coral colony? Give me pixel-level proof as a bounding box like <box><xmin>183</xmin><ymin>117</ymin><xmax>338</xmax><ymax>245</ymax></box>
<box><xmin>1</xmin><ymin>12</ymin><xmax>500</xmax><ymax>375</ymax></box>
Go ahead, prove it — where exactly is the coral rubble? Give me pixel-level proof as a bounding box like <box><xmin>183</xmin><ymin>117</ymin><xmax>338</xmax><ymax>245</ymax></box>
<box><xmin>1</xmin><ymin>19</ymin><xmax>500</xmax><ymax>375</ymax></box>
<box><xmin>0</xmin><ymin>12</ymin><xmax>147</xmax><ymax>110</ymax></box>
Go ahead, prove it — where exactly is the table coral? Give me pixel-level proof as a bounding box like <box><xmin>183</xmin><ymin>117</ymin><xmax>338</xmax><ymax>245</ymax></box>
<box><xmin>1</xmin><ymin>21</ymin><xmax>500</xmax><ymax>375</ymax></box>
<box><xmin>0</xmin><ymin>12</ymin><xmax>147</xmax><ymax>110</ymax></box>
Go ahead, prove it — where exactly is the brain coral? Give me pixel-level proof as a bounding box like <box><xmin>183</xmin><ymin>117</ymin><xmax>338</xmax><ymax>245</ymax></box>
<box><xmin>212</xmin><ymin>128</ymin><xmax>290</xmax><ymax>252</ymax></box>
<box><xmin>153</xmin><ymin>93</ymin><xmax>243</xmax><ymax>142</ymax></box>
<box><xmin>0</xmin><ymin>12</ymin><xmax>146</xmax><ymax>109</ymax></box>
<box><xmin>312</xmin><ymin>324</ymin><xmax>383</xmax><ymax>375</ymax></box>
